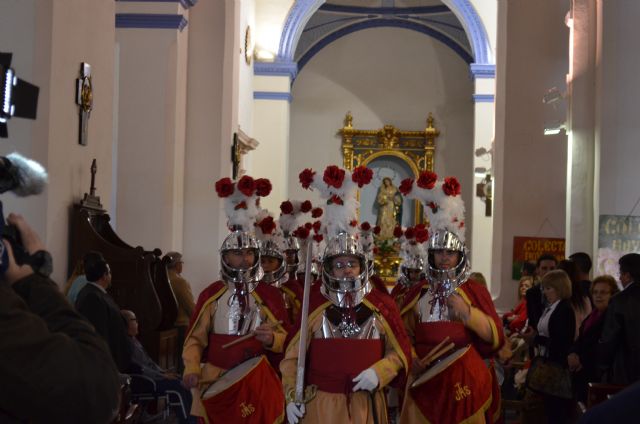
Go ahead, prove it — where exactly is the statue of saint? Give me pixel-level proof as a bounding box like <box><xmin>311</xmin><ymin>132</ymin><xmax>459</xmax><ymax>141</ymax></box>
<box><xmin>375</xmin><ymin>177</ymin><xmax>403</xmax><ymax>240</ymax></box>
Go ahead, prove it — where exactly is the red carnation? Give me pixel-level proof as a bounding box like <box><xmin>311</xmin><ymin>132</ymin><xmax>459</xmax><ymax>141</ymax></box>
<box><xmin>215</xmin><ymin>177</ymin><xmax>235</xmax><ymax>198</ymax></box>
<box><xmin>417</xmin><ymin>171</ymin><xmax>438</xmax><ymax>190</ymax></box>
<box><xmin>373</xmin><ymin>226</ymin><xmax>381</xmax><ymax>235</ymax></box>
<box><xmin>312</xmin><ymin>221</ymin><xmax>322</xmax><ymax>233</ymax></box>
<box><xmin>255</xmin><ymin>178</ymin><xmax>272</xmax><ymax>197</ymax></box>
<box><xmin>237</xmin><ymin>175</ymin><xmax>256</xmax><ymax>196</ymax></box>
<box><xmin>257</xmin><ymin>216</ymin><xmax>276</xmax><ymax>234</ymax></box>
<box><xmin>442</xmin><ymin>176</ymin><xmax>461</xmax><ymax>196</ymax></box>
<box><xmin>328</xmin><ymin>195</ymin><xmax>344</xmax><ymax>205</ymax></box>
<box><xmin>459</xmin><ymin>221</ymin><xmax>465</xmax><ymax>229</ymax></box>
<box><xmin>280</xmin><ymin>201</ymin><xmax>294</xmax><ymax>215</ymax></box>
<box><xmin>313</xmin><ymin>234</ymin><xmax>324</xmax><ymax>243</ymax></box>
<box><xmin>323</xmin><ymin>165</ymin><xmax>346</xmax><ymax>189</ymax></box>
<box><xmin>294</xmin><ymin>226</ymin><xmax>310</xmax><ymax>239</ymax></box>
<box><xmin>305</xmin><ymin>222</ymin><xmax>313</xmax><ymax>230</ymax></box>
<box><xmin>351</xmin><ymin>166</ymin><xmax>373</xmax><ymax>188</ymax></box>
<box><xmin>415</xmin><ymin>227</ymin><xmax>429</xmax><ymax>243</ymax></box>
<box><xmin>311</xmin><ymin>207</ymin><xmax>323</xmax><ymax>218</ymax></box>
<box><xmin>300</xmin><ymin>200</ymin><xmax>313</xmax><ymax>213</ymax></box>
<box><xmin>234</xmin><ymin>201</ymin><xmax>247</xmax><ymax>210</ymax></box>
<box><xmin>399</xmin><ymin>178</ymin><xmax>414</xmax><ymax>196</ymax></box>
<box><xmin>415</xmin><ymin>223</ymin><xmax>427</xmax><ymax>232</ymax></box>
<box><xmin>299</xmin><ymin>168</ymin><xmax>315</xmax><ymax>189</ymax></box>
<box><xmin>393</xmin><ymin>226</ymin><xmax>403</xmax><ymax>238</ymax></box>
<box><xmin>373</xmin><ymin>247</ymin><xmax>380</xmax><ymax>255</ymax></box>
<box><xmin>404</xmin><ymin>227</ymin><xmax>415</xmax><ymax>240</ymax></box>
<box><xmin>427</xmin><ymin>201</ymin><xmax>438</xmax><ymax>213</ymax></box>
<box><xmin>349</xmin><ymin>220</ymin><xmax>358</xmax><ymax>227</ymax></box>
<box><xmin>360</xmin><ymin>222</ymin><xmax>371</xmax><ymax>232</ymax></box>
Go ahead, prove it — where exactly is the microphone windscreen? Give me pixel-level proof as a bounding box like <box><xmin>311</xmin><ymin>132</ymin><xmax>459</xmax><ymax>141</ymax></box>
<box><xmin>6</xmin><ymin>152</ymin><xmax>47</xmax><ymax>196</ymax></box>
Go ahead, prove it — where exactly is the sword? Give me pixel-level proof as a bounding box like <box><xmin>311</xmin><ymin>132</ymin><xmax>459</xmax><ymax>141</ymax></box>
<box><xmin>294</xmin><ymin>239</ymin><xmax>317</xmax><ymax>404</ymax></box>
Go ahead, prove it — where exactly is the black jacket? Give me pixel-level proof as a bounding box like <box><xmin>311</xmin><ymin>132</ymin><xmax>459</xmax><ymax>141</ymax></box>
<box><xmin>571</xmin><ymin>308</ymin><xmax>607</xmax><ymax>401</ymax></box>
<box><xmin>0</xmin><ymin>274</ymin><xmax>120</xmax><ymax>423</ymax></box>
<box><xmin>535</xmin><ymin>299</ymin><xmax>576</xmax><ymax>366</ymax></box>
<box><xmin>76</xmin><ymin>282</ymin><xmax>132</xmax><ymax>373</ymax></box>
<box><xmin>526</xmin><ymin>284</ymin><xmax>545</xmax><ymax>329</ymax></box>
<box><xmin>598</xmin><ymin>282</ymin><xmax>640</xmax><ymax>385</ymax></box>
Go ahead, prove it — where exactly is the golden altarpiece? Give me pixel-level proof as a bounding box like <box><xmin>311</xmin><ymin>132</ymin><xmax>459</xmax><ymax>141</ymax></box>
<box><xmin>339</xmin><ymin>112</ymin><xmax>440</xmax><ymax>284</ymax></box>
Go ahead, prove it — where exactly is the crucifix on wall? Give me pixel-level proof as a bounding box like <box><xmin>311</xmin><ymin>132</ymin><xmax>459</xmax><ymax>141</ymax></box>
<box><xmin>75</xmin><ymin>62</ymin><xmax>93</xmax><ymax>146</ymax></box>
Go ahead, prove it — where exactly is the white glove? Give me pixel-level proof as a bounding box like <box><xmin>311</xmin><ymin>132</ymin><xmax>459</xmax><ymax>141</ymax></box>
<box><xmin>352</xmin><ymin>368</ymin><xmax>379</xmax><ymax>392</ymax></box>
<box><xmin>286</xmin><ymin>402</ymin><xmax>305</xmax><ymax>424</ymax></box>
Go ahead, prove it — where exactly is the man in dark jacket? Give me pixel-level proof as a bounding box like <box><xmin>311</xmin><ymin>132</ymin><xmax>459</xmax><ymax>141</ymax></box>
<box><xmin>75</xmin><ymin>252</ymin><xmax>132</xmax><ymax>372</ymax></box>
<box><xmin>598</xmin><ymin>253</ymin><xmax>640</xmax><ymax>385</ymax></box>
<box><xmin>0</xmin><ymin>213</ymin><xmax>120</xmax><ymax>423</ymax></box>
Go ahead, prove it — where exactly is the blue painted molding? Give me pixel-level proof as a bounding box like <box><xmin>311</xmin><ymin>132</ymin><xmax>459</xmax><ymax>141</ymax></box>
<box><xmin>116</xmin><ymin>0</ymin><xmax>197</xmax><ymax>10</ymax></box>
<box><xmin>473</xmin><ymin>94</ymin><xmax>494</xmax><ymax>103</ymax></box>
<box><xmin>298</xmin><ymin>19</ymin><xmax>473</xmax><ymax>73</ymax></box>
<box><xmin>253</xmin><ymin>91</ymin><xmax>293</xmax><ymax>102</ymax></box>
<box><xmin>115</xmin><ymin>13</ymin><xmax>188</xmax><ymax>31</ymax></box>
<box><xmin>318</xmin><ymin>4</ymin><xmax>450</xmax><ymax>15</ymax></box>
<box><xmin>470</xmin><ymin>63</ymin><xmax>495</xmax><ymax>79</ymax></box>
<box><xmin>280</xmin><ymin>0</ymin><xmax>325</xmax><ymax>60</ymax></box>
<box><xmin>444</xmin><ymin>0</ymin><xmax>491</xmax><ymax>63</ymax></box>
<box><xmin>254</xmin><ymin>61</ymin><xmax>298</xmax><ymax>80</ymax></box>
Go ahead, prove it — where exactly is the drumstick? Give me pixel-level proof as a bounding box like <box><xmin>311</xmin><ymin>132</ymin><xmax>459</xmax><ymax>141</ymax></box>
<box><xmin>420</xmin><ymin>342</ymin><xmax>455</xmax><ymax>367</ymax></box>
<box><xmin>222</xmin><ymin>320</ymin><xmax>283</xmax><ymax>349</ymax></box>
<box><xmin>419</xmin><ymin>336</ymin><xmax>450</xmax><ymax>364</ymax></box>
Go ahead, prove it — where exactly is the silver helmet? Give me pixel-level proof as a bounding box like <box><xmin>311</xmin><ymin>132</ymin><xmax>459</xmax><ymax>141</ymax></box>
<box><xmin>399</xmin><ymin>255</ymin><xmax>426</xmax><ymax>287</ymax></box>
<box><xmin>220</xmin><ymin>230</ymin><xmax>263</xmax><ymax>291</ymax></box>
<box><xmin>259</xmin><ymin>239</ymin><xmax>286</xmax><ymax>284</ymax></box>
<box><xmin>426</xmin><ymin>230</ymin><xmax>470</xmax><ymax>293</ymax></box>
<box><xmin>283</xmin><ymin>235</ymin><xmax>300</xmax><ymax>274</ymax></box>
<box><xmin>321</xmin><ymin>232</ymin><xmax>371</xmax><ymax>308</ymax></box>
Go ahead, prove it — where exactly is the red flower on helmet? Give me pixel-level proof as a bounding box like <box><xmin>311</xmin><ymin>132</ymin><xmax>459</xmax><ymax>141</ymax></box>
<box><xmin>351</xmin><ymin>166</ymin><xmax>373</xmax><ymax>188</ymax></box>
<box><xmin>312</xmin><ymin>221</ymin><xmax>322</xmax><ymax>233</ymax></box>
<box><xmin>237</xmin><ymin>175</ymin><xmax>256</xmax><ymax>196</ymax></box>
<box><xmin>442</xmin><ymin>176</ymin><xmax>461</xmax><ymax>196</ymax></box>
<box><xmin>257</xmin><ymin>216</ymin><xmax>276</xmax><ymax>234</ymax></box>
<box><xmin>360</xmin><ymin>222</ymin><xmax>371</xmax><ymax>232</ymax></box>
<box><xmin>313</xmin><ymin>234</ymin><xmax>323</xmax><ymax>243</ymax></box>
<box><xmin>323</xmin><ymin>165</ymin><xmax>346</xmax><ymax>189</ymax></box>
<box><xmin>255</xmin><ymin>178</ymin><xmax>272</xmax><ymax>197</ymax></box>
<box><xmin>299</xmin><ymin>168</ymin><xmax>315</xmax><ymax>189</ymax></box>
<box><xmin>393</xmin><ymin>226</ymin><xmax>403</xmax><ymax>238</ymax></box>
<box><xmin>349</xmin><ymin>220</ymin><xmax>358</xmax><ymax>227</ymax></box>
<box><xmin>399</xmin><ymin>178</ymin><xmax>414</xmax><ymax>196</ymax></box>
<box><xmin>427</xmin><ymin>201</ymin><xmax>438</xmax><ymax>213</ymax></box>
<box><xmin>373</xmin><ymin>247</ymin><xmax>380</xmax><ymax>255</ymax></box>
<box><xmin>415</xmin><ymin>227</ymin><xmax>429</xmax><ymax>243</ymax></box>
<box><xmin>328</xmin><ymin>195</ymin><xmax>344</xmax><ymax>205</ymax></box>
<box><xmin>373</xmin><ymin>226</ymin><xmax>381</xmax><ymax>235</ymax></box>
<box><xmin>404</xmin><ymin>227</ymin><xmax>415</xmax><ymax>240</ymax></box>
<box><xmin>311</xmin><ymin>207</ymin><xmax>323</xmax><ymax>218</ymax></box>
<box><xmin>417</xmin><ymin>171</ymin><xmax>437</xmax><ymax>190</ymax></box>
<box><xmin>234</xmin><ymin>201</ymin><xmax>247</xmax><ymax>210</ymax></box>
<box><xmin>294</xmin><ymin>226</ymin><xmax>310</xmax><ymax>239</ymax></box>
<box><xmin>300</xmin><ymin>200</ymin><xmax>313</xmax><ymax>213</ymax></box>
<box><xmin>305</xmin><ymin>222</ymin><xmax>313</xmax><ymax>230</ymax></box>
<box><xmin>280</xmin><ymin>201</ymin><xmax>294</xmax><ymax>215</ymax></box>
<box><xmin>215</xmin><ymin>178</ymin><xmax>235</xmax><ymax>198</ymax></box>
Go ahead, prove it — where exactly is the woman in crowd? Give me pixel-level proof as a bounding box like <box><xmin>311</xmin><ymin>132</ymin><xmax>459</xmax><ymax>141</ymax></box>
<box><xmin>503</xmin><ymin>276</ymin><xmax>533</xmax><ymax>334</ymax></box>
<box><xmin>558</xmin><ymin>259</ymin><xmax>592</xmax><ymax>339</ymax></box>
<box><xmin>533</xmin><ymin>270</ymin><xmax>576</xmax><ymax>424</ymax></box>
<box><xmin>567</xmin><ymin>275</ymin><xmax>619</xmax><ymax>403</ymax></box>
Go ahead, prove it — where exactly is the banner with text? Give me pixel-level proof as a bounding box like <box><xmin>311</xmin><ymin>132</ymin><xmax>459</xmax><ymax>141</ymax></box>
<box><xmin>512</xmin><ymin>236</ymin><xmax>565</xmax><ymax>280</ymax></box>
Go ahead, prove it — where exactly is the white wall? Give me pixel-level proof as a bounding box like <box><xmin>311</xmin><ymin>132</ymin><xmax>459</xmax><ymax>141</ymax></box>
<box><xmin>289</xmin><ymin>27</ymin><xmax>474</xmax><ymax>236</ymax></box>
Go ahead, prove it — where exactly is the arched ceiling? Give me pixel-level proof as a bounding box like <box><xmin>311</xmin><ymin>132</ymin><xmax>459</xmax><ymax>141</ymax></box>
<box><xmin>295</xmin><ymin>0</ymin><xmax>472</xmax><ymax>70</ymax></box>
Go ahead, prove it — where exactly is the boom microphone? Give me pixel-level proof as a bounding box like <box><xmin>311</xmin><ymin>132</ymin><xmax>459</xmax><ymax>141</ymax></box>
<box><xmin>0</xmin><ymin>152</ymin><xmax>48</xmax><ymax>196</ymax></box>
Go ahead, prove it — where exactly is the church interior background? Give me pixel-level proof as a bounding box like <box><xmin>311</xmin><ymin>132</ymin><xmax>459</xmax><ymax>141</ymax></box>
<box><xmin>1</xmin><ymin>0</ymin><xmax>638</xmax><ymax>312</ymax></box>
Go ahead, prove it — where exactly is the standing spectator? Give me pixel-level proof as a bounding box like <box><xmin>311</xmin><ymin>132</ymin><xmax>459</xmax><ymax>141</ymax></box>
<box><xmin>533</xmin><ymin>270</ymin><xmax>576</xmax><ymax>424</ymax></box>
<box><xmin>568</xmin><ymin>275</ymin><xmax>619</xmax><ymax>402</ymax></box>
<box><xmin>524</xmin><ymin>254</ymin><xmax>558</xmax><ymax>333</ymax></box>
<box><xmin>75</xmin><ymin>254</ymin><xmax>132</xmax><ymax>373</ymax></box>
<box><xmin>598</xmin><ymin>253</ymin><xmax>640</xmax><ymax>385</ymax></box>
<box><xmin>521</xmin><ymin>261</ymin><xmax>537</xmax><ymax>278</ymax></box>
<box><xmin>558</xmin><ymin>259</ymin><xmax>592</xmax><ymax>339</ymax></box>
<box><xmin>164</xmin><ymin>251</ymin><xmax>195</xmax><ymax>373</ymax></box>
<box><xmin>569</xmin><ymin>252</ymin><xmax>593</xmax><ymax>301</ymax></box>
<box><xmin>0</xmin><ymin>213</ymin><xmax>120</xmax><ymax>423</ymax></box>
<box><xmin>503</xmin><ymin>276</ymin><xmax>533</xmax><ymax>334</ymax></box>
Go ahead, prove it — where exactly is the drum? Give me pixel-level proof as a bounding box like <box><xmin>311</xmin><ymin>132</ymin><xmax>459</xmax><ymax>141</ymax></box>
<box><xmin>411</xmin><ymin>345</ymin><xmax>469</xmax><ymax>388</ymax></box>
<box><xmin>202</xmin><ymin>355</ymin><xmax>284</xmax><ymax>424</ymax></box>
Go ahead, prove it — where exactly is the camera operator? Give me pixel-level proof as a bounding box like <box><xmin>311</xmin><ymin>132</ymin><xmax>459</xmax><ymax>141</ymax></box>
<box><xmin>0</xmin><ymin>213</ymin><xmax>120</xmax><ymax>423</ymax></box>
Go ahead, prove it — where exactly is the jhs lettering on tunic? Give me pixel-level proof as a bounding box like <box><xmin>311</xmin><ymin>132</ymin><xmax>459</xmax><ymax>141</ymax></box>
<box><xmin>240</xmin><ymin>402</ymin><xmax>255</xmax><ymax>418</ymax></box>
<box><xmin>454</xmin><ymin>382</ymin><xmax>471</xmax><ymax>401</ymax></box>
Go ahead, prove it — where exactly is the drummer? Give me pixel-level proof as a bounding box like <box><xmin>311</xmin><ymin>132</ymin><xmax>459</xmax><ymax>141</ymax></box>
<box><xmin>182</xmin><ymin>176</ymin><xmax>289</xmax><ymax>422</ymax></box>
<box><xmin>398</xmin><ymin>175</ymin><xmax>504</xmax><ymax>424</ymax></box>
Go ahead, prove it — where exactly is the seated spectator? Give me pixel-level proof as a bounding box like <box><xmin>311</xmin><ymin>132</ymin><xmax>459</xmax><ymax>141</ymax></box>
<box><xmin>121</xmin><ymin>310</ymin><xmax>194</xmax><ymax>424</ymax></box>
<box><xmin>63</xmin><ymin>258</ymin><xmax>83</xmax><ymax>295</ymax></box>
<box><xmin>503</xmin><ymin>276</ymin><xmax>533</xmax><ymax>333</ymax></box>
<box><xmin>568</xmin><ymin>275</ymin><xmax>619</xmax><ymax>403</ymax></box>
<box><xmin>66</xmin><ymin>252</ymin><xmax>103</xmax><ymax>305</ymax></box>
<box><xmin>531</xmin><ymin>270</ymin><xmax>576</xmax><ymax>424</ymax></box>
<box><xmin>75</xmin><ymin>253</ymin><xmax>132</xmax><ymax>372</ymax></box>
<box><xmin>0</xmin><ymin>212</ymin><xmax>120</xmax><ymax>423</ymax></box>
